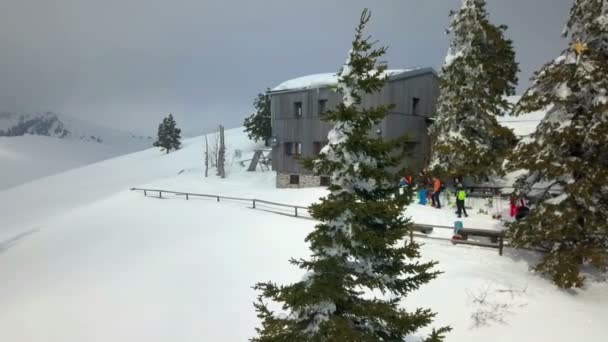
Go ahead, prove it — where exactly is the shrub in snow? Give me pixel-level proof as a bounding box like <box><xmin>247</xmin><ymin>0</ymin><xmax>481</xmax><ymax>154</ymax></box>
<box><xmin>430</xmin><ymin>0</ymin><xmax>518</xmax><ymax>180</ymax></box>
<box><xmin>507</xmin><ymin>0</ymin><xmax>608</xmax><ymax>289</ymax></box>
<box><xmin>153</xmin><ymin>114</ymin><xmax>182</xmax><ymax>154</ymax></box>
<box><xmin>244</xmin><ymin>91</ymin><xmax>272</xmax><ymax>145</ymax></box>
<box><xmin>252</xmin><ymin>9</ymin><xmax>449</xmax><ymax>342</ymax></box>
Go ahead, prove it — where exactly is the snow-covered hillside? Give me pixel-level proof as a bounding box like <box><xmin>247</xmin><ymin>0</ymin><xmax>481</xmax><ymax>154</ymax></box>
<box><xmin>0</xmin><ymin>112</ymin><xmax>153</xmax><ymax>190</ymax></box>
<box><xmin>0</xmin><ymin>111</ymin><xmax>152</xmax><ymax>144</ymax></box>
<box><xmin>0</xmin><ymin>128</ymin><xmax>606</xmax><ymax>342</ymax></box>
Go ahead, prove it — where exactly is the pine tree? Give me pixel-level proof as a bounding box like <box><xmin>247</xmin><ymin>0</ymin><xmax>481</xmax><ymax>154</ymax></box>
<box><xmin>244</xmin><ymin>91</ymin><xmax>272</xmax><ymax>145</ymax></box>
<box><xmin>153</xmin><ymin>114</ymin><xmax>182</xmax><ymax>154</ymax></box>
<box><xmin>506</xmin><ymin>0</ymin><xmax>608</xmax><ymax>289</ymax></box>
<box><xmin>153</xmin><ymin>117</ymin><xmax>168</xmax><ymax>151</ymax></box>
<box><xmin>430</xmin><ymin>0</ymin><xmax>518</xmax><ymax>180</ymax></box>
<box><xmin>252</xmin><ymin>9</ymin><xmax>449</xmax><ymax>342</ymax></box>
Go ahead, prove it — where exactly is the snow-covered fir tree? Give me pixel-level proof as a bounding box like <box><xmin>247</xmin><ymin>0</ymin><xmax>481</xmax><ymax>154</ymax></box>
<box><xmin>244</xmin><ymin>91</ymin><xmax>272</xmax><ymax>145</ymax></box>
<box><xmin>507</xmin><ymin>0</ymin><xmax>608</xmax><ymax>289</ymax></box>
<box><xmin>252</xmin><ymin>9</ymin><xmax>449</xmax><ymax>342</ymax></box>
<box><xmin>153</xmin><ymin>114</ymin><xmax>181</xmax><ymax>154</ymax></box>
<box><xmin>430</xmin><ymin>0</ymin><xmax>518</xmax><ymax>180</ymax></box>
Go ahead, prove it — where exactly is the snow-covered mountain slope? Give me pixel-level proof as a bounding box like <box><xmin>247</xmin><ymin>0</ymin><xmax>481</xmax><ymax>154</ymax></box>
<box><xmin>0</xmin><ymin>112</ymin><xmax>153</xmax><ymax>190</ymax></box>
<box><xmin>0</xmin><ymin>128</ymin><xmax>606</xmax><ymax>342</ymax></box>
<box><xmin>0</xmin><ymin>111</ymin><xmax>152</xmax><ymax>144</ymax></box>
<box><xmin>0</xmin><ymin>135</ymin><xmax>148</xmax><ymax>191</ymax></box>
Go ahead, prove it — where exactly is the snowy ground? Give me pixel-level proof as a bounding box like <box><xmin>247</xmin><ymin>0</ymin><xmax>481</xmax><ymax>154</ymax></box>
<box><xmin>0</xmin><ymin>111</ymin><xmax>152</xmax><ymax>190</ymax></box>
<box><xmin>0</xmin><ymin>128</ymin><xmax>606</xmax><ymax>341</ymax></box>
<box><xmin>0</xmin><ymin>135</ymin><xmax>150</xmax><ymax>191</ymax></box>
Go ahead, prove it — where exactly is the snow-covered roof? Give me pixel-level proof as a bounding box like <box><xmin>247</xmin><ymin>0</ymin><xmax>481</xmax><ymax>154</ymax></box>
<box><xmin>270</xmin><ymin>68</ymin><xmax>424</xmax><ymax>92</ymax></box>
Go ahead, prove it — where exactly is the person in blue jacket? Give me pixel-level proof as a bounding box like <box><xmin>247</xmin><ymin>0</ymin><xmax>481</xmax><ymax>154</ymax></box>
<box><xmin>417</xmin><ymin>171</ymin><xmax>428</xmax><ymax>205</ymax></box>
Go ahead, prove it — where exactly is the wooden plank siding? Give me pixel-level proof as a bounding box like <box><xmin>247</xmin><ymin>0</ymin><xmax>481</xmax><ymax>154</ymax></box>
<box><xmin>270</xmin><ymin>68</ymin><xmax>439</xmax><ymax>176</ymax></box>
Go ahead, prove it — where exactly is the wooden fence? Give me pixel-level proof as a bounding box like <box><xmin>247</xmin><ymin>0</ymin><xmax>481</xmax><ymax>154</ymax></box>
<box><xmin>130</xmin><ymin>187</ymin><xmax>311</xmax><ymax>219</ymax></box>
<box><xmin>130</xmin><ymin>187</ymin><xmax>506</xmax><ymax>255</ymax></box>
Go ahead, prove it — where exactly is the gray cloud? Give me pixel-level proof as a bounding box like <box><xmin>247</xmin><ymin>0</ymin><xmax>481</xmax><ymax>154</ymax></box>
<box><xmin>0</xmin><ymin>0</ymin><xmax>573</xmax><ymax>136</ymax></box>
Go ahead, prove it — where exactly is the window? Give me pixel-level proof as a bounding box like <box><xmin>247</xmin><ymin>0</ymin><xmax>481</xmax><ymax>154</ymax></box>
<box><xmin>318</xmin><ymin>99</ymin><xmax>328</xmax><ymax>116</ymax></box>
<box><xmin>312</xmin><ymin>141</ymin><xmax>326</xmax><ymax>155</ymax></box>
<box><xmin>290</xmin><ymin>175</ymin><xmax>300</xmax><ymax>185</ymax></box>
<box><xmin>320</xmin><ymin>176</ymin><xmax>331</xmax><ymax>186</ymax></box>
<box><xmin>294</xmin><ymin>102</ymin><xmax>303</xmax><ymax>118</ymax></box>
<box><xmin>403</xmin><ymin>141</ymin><xmax>418</xmax><ymax>152</ymax></box>
<box><xmin>412</xmin><ymin>97</ymin><xmax>420</xmax><ymax>116</ymax></box>
<box><xmin>285</xmin><ymin>142</ymin><xmax>302</xmax><ymax>156</ymax></box>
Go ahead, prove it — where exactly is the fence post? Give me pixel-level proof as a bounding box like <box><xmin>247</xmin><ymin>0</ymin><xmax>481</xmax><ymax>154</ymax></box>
<box><xmin>499</xmin><ymin>235</ymin><xmax>504</xmax><ymax>256</ymax></box>
<box><xmin>186</xmin><ymin>193</ymin><xmax>189</xmax><ymax>200</ymax></box>
<box><xmin>295</xmin><ymin>207</ymin><xmax>298</xmax><ymax>217</ymax></box>
<box><xmin>253</xmin><ymin>199</ymin><xmax>256</xmax><ymax>209</ymax></box>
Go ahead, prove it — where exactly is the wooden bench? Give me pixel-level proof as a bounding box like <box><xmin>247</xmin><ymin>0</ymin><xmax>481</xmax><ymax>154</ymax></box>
<box><xmin>412</xmin><ymin>223</ymin><xmax>435</xmax><ymax>234</ymax></box>
<box><xmin>453</xmin><ymin>228</ymin><xmax>505</xmax><ymax>255</ymax></box>
<box><xmin>408</xmin><ymin>223</ymin><xmax>506</xmax><ymax>256</ymax></box>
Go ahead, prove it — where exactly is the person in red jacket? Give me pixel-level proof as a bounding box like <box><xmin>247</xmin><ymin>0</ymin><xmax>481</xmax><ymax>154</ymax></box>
<box><xmin>510</xmin><ymin>197</ymin><xmax>517</xmax><ymax>217</ymax></box>
<box><xmin>431</xmin><ymin>177</ymin><xmax>442</xmax><ymax>209</ymax></box>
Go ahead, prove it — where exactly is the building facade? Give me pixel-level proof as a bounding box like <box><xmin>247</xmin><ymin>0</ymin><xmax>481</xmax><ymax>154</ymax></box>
<box><xmin>269</xmin><ymin>68</ymin><xmax>440</xmax><ymax>188</ymax></box>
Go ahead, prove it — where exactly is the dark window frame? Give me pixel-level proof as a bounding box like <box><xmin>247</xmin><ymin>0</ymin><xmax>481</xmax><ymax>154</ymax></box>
<box><xmin>285</xmin><ymin>142</ymin><xmax>302</xmax><ymax>156</ymax></box>
<box><xmin>284</xmin><ymin>142</ymin><xmax>293</xmax><ymax>155</ymax></box>
<box><xmin>318</xmin><ymin>99</ymin><xmax>328</xmax><ymax>116</ymax></box>
<box><xmin>412</xmin><ymin>97</ymin><xmax>420</xmax><ymax>116</ymax></box>
<box><xmin>320</xmin><ymin>176</ymin><xmax>331</xmax><ymax>186</ymax></box>
<box><xmin>312</xmin><ymin>141</ymin><xmax>326</xmax><ymax>155</ymax></box>
<box><xmin>294</xmin><ymin>142</ymin><xmax>302</xmax><ymax>155</ymax></box>
<box><xmin>290</xmin><ymin>175</ymin><xmax>300</xmax><ymax>185</ymax></box>
<box><xmin>403</xmin><ymin>141</ymin><xmax>419</xmax><ymax>152</ymax></box>
<box><xmin>294</xmin><ymin>102</ymin><xmax>303</xmax><ymax>118</ymax></box>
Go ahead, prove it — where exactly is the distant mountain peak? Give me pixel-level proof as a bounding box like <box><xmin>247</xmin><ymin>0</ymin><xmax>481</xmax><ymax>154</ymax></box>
<box><xmin>0</xmin><ymin>112</ymin><xmax>71</xmax><ymax>139</ymax></box>
<box><xmin>0</xmin><ymin>112</ymin><xmax>150</xmax><ymax>146</ymax></box>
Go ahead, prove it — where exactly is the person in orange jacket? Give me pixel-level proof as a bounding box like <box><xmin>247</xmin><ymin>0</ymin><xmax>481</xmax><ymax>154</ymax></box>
<box><xmin>431</xmin><ymin>177</ymin><xmax>442</xmax><ymax>209</ymax></box>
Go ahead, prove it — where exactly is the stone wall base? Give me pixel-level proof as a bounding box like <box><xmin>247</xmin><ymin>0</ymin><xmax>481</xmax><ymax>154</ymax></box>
<box><xmin>276</xmin><ymin>172</ymin><xmax>323</xmax><ymax>188</ymax></box>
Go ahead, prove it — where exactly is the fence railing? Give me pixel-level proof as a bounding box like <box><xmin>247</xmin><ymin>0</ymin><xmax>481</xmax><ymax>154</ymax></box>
<box><xmin>131</xmin><ymin>187</ymin><xmax>507</xmax><ymax>255</ymax></box>
<box><xmin>130</xmin><ymin>187</ymin><xmax>311</xmax><ymax>219</ymax></box>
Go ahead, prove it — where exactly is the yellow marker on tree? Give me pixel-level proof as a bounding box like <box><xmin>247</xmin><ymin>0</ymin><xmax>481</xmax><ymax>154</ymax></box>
<box><xmin>573</xmin><ymin>41</ymin><xmax>588</xmax><ymax>55</ymax></box>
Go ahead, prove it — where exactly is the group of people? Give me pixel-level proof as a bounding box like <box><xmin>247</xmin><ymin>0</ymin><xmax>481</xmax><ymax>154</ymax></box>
<box><xmin>399</xmin><ymin>172</ymin><xmax>534</xmax><ymax>221</ymax></box>
<box><xmin>399</xmin><ymin>172</ymin><xmax>469</xmax><ymax>218</ymax></box>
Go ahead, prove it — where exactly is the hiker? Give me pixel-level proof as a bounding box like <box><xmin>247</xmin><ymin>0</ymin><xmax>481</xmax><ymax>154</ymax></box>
<box><xmin>399</xmin><ymin>177</ymin><xmax>408</xmax><ymax>188</ymax></box>
<box><xmin>456</xmin><ymin>183</ymin><xmax>468</xmax><ymax>218</ymax></box>
<box><xmin>515</xmin><ymin>198</ymin><xmax>529</xmax><ymax>221</ymax></box>
<box><xmin>417</xmin><ymin>171</ymin><xmax>429</xmax><ymax>205</ymax></box>
<box><xmin>510</xmin><ymin>197</ymin><xmax>517</xmax><ymax>217</ymax></box>
<box><xmin>405</xmin><ymin>175</ymin><xmax>413</xmax><ymax>187</ymax></box>
<box><xmin>431</xmin><ymin>177</ymin><xmax>442</xmax><ymax>209</ymax></box>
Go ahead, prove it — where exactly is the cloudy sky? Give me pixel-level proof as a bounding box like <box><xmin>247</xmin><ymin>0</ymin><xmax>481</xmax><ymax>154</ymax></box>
<box><xmin>0</xmin><ymin>0</ymin><xmax>573</xmax><ymax>136</ymax></box>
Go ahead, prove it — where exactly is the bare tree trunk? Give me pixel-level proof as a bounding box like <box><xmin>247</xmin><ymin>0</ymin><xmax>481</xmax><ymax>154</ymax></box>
<box><xmin>204</xmin><ymin>135</ymin><xmax>209</xmax><ymax>178</ymax></box>
<box><xmin>218</xmin><ymin>125</ymin><xmax>226</xmax><ymax>178</ymax></box>
<box><xmin>216</xmin><ymin>127</ymin><xmax>221</xmax><ymax>176</ymax></box>
<box><xmin>209</xmin><ymin>131</ymin><xmax>219</xmax><ymax>168</ymax></box>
